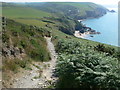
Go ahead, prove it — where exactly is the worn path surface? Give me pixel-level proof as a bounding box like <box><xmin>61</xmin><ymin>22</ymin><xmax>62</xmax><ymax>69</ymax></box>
<box><xmin>12</xmin><ymin>37</ymin><xmax>58</xmax><ymax>88</ymax></box>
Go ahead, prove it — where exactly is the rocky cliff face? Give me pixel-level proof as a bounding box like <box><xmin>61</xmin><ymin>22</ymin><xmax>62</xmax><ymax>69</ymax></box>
<box><xmin>86</xmin><ymin>8</ymin><xmax>107</xmax><ymax>17</ymax></box>
<box><xmin>74</xmin><ymin>8</ymin><xmax>107</xmax><ymax>20</ymax></box>
<box><xmin>24</xmin><ymin>2</ymin><xmax>108</xmax><ymax>20</ymax></box>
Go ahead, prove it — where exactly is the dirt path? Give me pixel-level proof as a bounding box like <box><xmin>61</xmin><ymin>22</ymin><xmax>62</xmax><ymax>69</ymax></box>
<box><xmin>12</xmin><ymin>37</ymin><xmax>58</xmax><ymax>88</ymax></box>
<box><xmin>43</xmin><ymin>37</ymin><xmax>58</xmax><ymax>81</ymax></box>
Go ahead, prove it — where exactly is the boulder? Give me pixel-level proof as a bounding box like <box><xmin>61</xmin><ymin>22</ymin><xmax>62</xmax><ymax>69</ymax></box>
<box><xmin>14</xmin><ymin>47</ymin><xmax>20</xmax><ymax>56</ymax></box>
<box><xmin>2</xmin><ymin>45</ymin><xmax>25</xmax><ymax>59</ymax></box>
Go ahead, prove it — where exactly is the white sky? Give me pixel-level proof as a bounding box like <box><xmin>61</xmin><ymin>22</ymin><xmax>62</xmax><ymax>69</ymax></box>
<box><xmin>1</xmin><ymin>0</ymin><xmax>119</xmax><ymax>6</ymax></box>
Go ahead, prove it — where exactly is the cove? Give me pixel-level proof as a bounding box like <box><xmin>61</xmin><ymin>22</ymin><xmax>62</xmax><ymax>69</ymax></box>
<box><xmin>82</xmin><ymin>11</ymin><xmax>118</xmax><ymax>46</ymax></box>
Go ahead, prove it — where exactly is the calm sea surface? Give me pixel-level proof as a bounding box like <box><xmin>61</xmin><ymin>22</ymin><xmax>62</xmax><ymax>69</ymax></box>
<box><xmin>82</xmin><ymin>8</ymin><xmax>118</xmax><ymax>46</ymax></box>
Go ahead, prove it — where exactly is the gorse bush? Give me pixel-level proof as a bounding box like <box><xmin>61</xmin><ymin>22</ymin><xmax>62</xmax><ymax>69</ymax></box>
<box><xmin>56</xmin><ymin>40</ymin><xmax>120</xmax><ymax>89</ymax></box>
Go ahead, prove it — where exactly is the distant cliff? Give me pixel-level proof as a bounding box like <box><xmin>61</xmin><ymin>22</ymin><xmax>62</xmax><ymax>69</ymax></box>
<box><xmin>25</xmin><ymin>2</ymin><xmax>108</xmax><ymax>19</ymax></box>
<box><xmin>75</xmin><ymin>8</ymin><xmax>107</xmax><ymax>19</ymax></box>
<box><xmin>2</xmin><ymin>2</ymin><xmax>108</xmax><ymax>36</ymax></box>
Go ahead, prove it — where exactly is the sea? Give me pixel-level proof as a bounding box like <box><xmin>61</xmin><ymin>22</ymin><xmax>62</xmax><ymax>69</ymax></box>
<box><xmin>82</xmin><ymin>8</ymin><xmax>118</xmax><ymax>46</ymax></box>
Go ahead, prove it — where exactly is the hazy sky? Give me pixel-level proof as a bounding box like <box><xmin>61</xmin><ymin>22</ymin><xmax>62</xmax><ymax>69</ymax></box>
<box><xmin>1</xmin><ymin>0</ymin><xmax>119</xmax><ymax>6</ymax></box>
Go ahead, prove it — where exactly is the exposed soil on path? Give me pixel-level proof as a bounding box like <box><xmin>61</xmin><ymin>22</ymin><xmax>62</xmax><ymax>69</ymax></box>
<box><xmin>12</xmin><ymin>37</ymin><xmax>58</xmax><ymax>88</ymax></box>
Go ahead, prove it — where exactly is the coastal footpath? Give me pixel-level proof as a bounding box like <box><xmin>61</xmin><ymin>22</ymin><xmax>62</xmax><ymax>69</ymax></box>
<box><xmin>2</xmin><ymin>2</ymin><xmax>119</xmax><ymax>89</ymax></box>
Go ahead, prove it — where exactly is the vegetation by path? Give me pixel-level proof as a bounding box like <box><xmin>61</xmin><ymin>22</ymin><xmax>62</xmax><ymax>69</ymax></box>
<box><xmin>12</xmin><ymin>37</ymin><xmax>58</xmax><ymax>88</ymax></box>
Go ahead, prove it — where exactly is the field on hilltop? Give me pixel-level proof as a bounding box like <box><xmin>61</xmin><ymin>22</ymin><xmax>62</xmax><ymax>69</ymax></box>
<box><xmin>3</xmin><ymin>7</ymin><xmax>51</xmax><ymax>19</ymax></box>
<box><xmin>3</xmin><ymin>2</ymin><xmax>108</xmax><ymax>20</ymax></box>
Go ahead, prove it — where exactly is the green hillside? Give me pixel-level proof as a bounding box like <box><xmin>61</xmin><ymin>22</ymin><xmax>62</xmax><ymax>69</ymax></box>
<box><xmin>2</xmin><ymin>2</ymin><xmax>120</xmax><ymax>89</ymax></box>
<box><xmin>2</xmin><ymin>2</ymin><xmax>108</xmax><ymax>34</ymax></box>
<box><xmin>3</xmin><ymin>7</ymin><xmax>51</xmax><ymax>19</ymax></box>
<box><xmin>25</xmin><ymin>2</ymin><xmax>108</xmax><ymax>19</ymax></box>
<box><xmin>2</xmin><ymin>19</ymin><xmax>51</xmax><ymax>87</ymax></box>
<box><xmin>54</xmin><ymin>38</ymin><xmax>120</xmax><ymax>89</ymax></box>
<box><xmin>3</xmin><ymin>2</ymin><xmax>108</xmax><ymax>20</ymax></box>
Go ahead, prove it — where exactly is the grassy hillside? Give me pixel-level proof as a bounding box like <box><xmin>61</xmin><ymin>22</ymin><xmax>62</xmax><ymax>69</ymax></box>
<box><xmin>2</xmin><ymin>2</ymin><xmax>120</xmax><ymax>89</ymax></box>
<box><xmin>3</xmin><ymin>7</ymin><xmax>51</xmax><ymax>19</ymax></box>
<box><xmin>2</xmin><ymin>2</ymin><xmax>108</xmax><ymax>35</ymax></box>
<box><xmin>3</xmin><ymin>2</ymin><xmax>108</xmax><ymax>20</ymax></box>
<box><xmin>2</xmin><ymin>19</ymin><xmax>51</xmax><ymax>87</ymax></box>
<box><xmin>25</xmin><ymin>2</ymin><xmax>108</xmax><ymax>19</ymax></box>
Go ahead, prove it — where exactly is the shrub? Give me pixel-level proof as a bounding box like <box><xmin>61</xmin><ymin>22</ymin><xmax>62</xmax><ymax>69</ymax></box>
<box><xmin>15</xmin><ymin>60</ymin><xmax>28</xmax><ymax>68</ymax></box>
<box><xmin>2</xmin><ymin>33</ymin><xmax>9</xmax><ymax>43</ymax></box>
<box><xmin>3</xmin><ymin>60</ymin><xmax>18</xmax><ymax>73</ymax></box>
<box><xmin>20</xmin><ymin>40</ymin><xmax>27</xmax><ymax>48</ymax></box>
<box><xmin>55</xmin><ymin>40</ymin><xmax>120</xmax><ymax>89</ymax></box>
<box><xmin>56</xmin><ymin>54</ymin><xmax>120</xmax><ymax>89</ymax></box>
<box><xmin>94</xmin><ymin>44</ymin><xmax>115</xmax><ymax>56</ymax></box>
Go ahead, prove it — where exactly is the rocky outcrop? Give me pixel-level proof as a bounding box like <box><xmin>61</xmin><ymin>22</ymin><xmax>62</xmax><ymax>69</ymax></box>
<box><xmin>109</xmin><ymin>10</ymin><xmax>116</xmax><ymax>13</ymax></box>
<box><xmin>2</xmin><ymin>45</ymin><xmax>25</xmax><ymax>60</ymax></box>
<box><xmin>78</xmin><ymin>24</ymin><xmax>100</xmax><ymax>35</ymax></box>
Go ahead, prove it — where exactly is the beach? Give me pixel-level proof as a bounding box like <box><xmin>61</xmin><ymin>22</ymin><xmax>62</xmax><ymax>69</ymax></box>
<box><xmin>74</xmin><ymin>31</ymin><xmax>90</xmax><ymax>38</ymax></box>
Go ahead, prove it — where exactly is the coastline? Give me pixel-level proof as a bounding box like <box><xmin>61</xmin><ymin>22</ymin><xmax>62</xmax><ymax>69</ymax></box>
<box><xmin>75</xmin><ymin>19</ymin><xmax>101</xmax><ymax>39</ymax></box>
<box><xmin>75</xmin><ymin>13</ymin><xmax>107</xmax><ymax>39</ymax></box>
<box><xmin>75</xmin><ymin>11</ymin><xmax>118</xmax><ymax>46</ymax></box>
<box><xmin>78</xmin><ymin>14</ymin><xmax>106</xmax><ymax>22</ymax></box>
<box><xmin>74</xmin><ymin>31</ymin><xmax>90</xmax><ymax>38</ymax></box>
